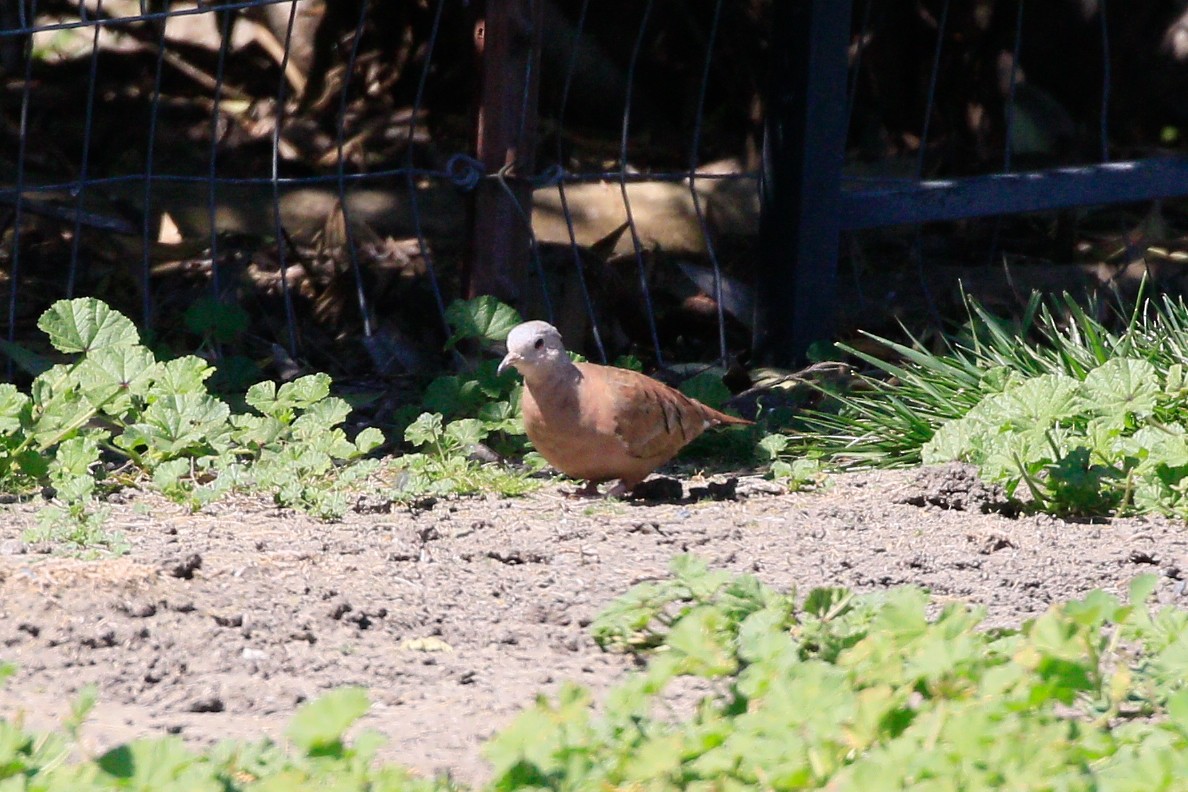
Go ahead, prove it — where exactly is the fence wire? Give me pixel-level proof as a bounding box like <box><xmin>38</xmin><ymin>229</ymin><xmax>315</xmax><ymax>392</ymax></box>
<box><xmin>8</xmin><ymin>1</ymin><xmax>1174</xmax><ymax>383</ymax></box>
<box><xmin>829</xmin><ymin>0</ymin><xmax>1188</xmax><ymax>354</ymax></box>
<box><xmin>0</xmin><ymin>0</ymin><xmax>758</xmax><ymax>385</ymax></box>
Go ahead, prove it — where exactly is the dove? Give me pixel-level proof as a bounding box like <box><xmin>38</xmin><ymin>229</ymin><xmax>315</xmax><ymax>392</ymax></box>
<box><xmin>498</xmin><ymin>320</ymin><xmax>753</xmax><ymax>496</ymax></box>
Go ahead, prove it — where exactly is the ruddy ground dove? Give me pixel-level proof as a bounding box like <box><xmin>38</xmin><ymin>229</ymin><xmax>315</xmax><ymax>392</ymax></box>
<box><xmin>498</xmin><ymin>320</ymin><xmax>752</xmax><ymax>496</ymax></box>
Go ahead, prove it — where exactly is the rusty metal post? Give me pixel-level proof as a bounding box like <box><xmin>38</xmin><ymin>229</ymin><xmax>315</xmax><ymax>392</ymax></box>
<box><xmin>466</xmin><ymin>0</ymin><xmax>543</xmax><ymax>306</ymax></box>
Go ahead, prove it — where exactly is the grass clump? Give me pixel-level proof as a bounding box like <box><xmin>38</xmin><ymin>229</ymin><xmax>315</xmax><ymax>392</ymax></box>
<box><xmin>796</xmin><ymin>288</ymin><xmax>1188</xmax><ymax>517</ymax></box>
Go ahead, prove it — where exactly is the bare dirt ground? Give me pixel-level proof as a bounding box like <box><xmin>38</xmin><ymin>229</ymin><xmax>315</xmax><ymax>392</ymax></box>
<box><xmin>2</xmin><ymin>463</ymin><xmax>1187</xmax><ymax>785</ymax></box>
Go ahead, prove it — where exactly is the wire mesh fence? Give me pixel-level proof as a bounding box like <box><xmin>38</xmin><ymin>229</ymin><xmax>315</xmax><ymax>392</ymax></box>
<box><xmin>0</xmin><ymin>0</ymin><xmax>762</xmax><ymax>388</ymax></box>
<box><xmin>820</xmin><ymin>0</ymin><xmax>1188</xmax><ymax>356</ymax></box>
<box><xmin>6</xmin><ymin>0</ymin><xmax>1188</xmax><ymax>389</ymax></box>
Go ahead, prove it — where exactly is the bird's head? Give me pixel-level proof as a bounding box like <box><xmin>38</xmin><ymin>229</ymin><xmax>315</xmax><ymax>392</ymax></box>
<box><xmin>498</xmin><ymin>320</ymin><xmax>567</xmax><ymax>377</ymax></box>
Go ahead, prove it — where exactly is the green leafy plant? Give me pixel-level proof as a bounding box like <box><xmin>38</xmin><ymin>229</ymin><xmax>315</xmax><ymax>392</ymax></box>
<box><xmin>793</xmin><ymin>290</ymin><xmax>1140</xmax><ymax>468</ymax></box>
<box><xmin>921</xmin><ymin>355</ymin><xmax>1188</xmax><ymax>516</ymax></box>
<box><xmin>390</xmin><ymin>412</ymin><xmax>538</xmax><ymax>503</ymax></box>
<box><xmin>0</xmin><ymin>686</ymin><xmax>446</xmax><ymax>790</ymax></box>
<box><xmin>444</xmin><ymin>294</ymin><xmax>522</xmax><ymax>351</ymax></box>
<box><xmin>788</xmin><ymin>289</ymin><xmax>1188</xmax><ymax>516</ymax></box>
<box><xmin>757</xmin><ymin>433</ymin><xmax>826</xmax><ymax>491</ymax></box>
<box><xmin>487</xmin><ymin>557</ymin><xmax>1188</xmax><ymax>790</ymax></box>
<box><xmin>0</xmin><ymin>298</ymin><xmax>387</xmax><ymax>543</ymax></box>
<box><xmin>385</xmin><ymin>296</ymin><xmax>542</xmax><ymax>503</ymax></box>
<box><xmin>413</xmin><ymin>296</ymin><xmax>526</xmax><ymax>455</ymax></box>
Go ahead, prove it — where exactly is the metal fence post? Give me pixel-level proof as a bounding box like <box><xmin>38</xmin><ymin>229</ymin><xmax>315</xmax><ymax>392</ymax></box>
<box><xmin>756</xmin><ymin>0</ymin><xmax>851</xmax><ymax>366</ymax></box>
<box><xmin>467</xmin><ymin>0</ymin><xmax>543</xmax><ymax>307</ymax></box>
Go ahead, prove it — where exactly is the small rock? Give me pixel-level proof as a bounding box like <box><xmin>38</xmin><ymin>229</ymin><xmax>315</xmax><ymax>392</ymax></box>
<box><xmin>387</xmin><ymin>541</ymin><xmax>419</xmax><ymax>562</ymax></box>
<box><xmin>122</xmin><ymin>601</ymin><xmax>158</xmax><ymax>619</ymax></box>
<box><xmin>967</xmin><ymin>531</ymin><xmax>1017</xmax><ymax>555</ymax></box>
<box><xmin>1129</xmin><ymin>550</ymin><xmax>1159</xmax><ymax>566</ymax></box>
<box><xmin>188</xmin><ymin>695</ymin><xmax>225</xmax><ymax>713</ymax></box>
<box><xmin>735</xmin><ymin>478</ymin><xmax>786</xmax><ymax>497</ymax></box>
<box><xmin>80</xmin><ymin>630</ymin><xmax>117</xmax><ymax>649</ymax></box>
<box><xmin>353</xmin><ymin>494</ymin><xmax>393</xmax><ymax>514</ymax></box>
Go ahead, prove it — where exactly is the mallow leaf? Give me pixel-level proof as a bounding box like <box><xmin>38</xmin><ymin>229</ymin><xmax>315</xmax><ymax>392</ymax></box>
<box><xmin>38</xmin><ymin>297</ymin><xmax>139</xmax><ymax>354</ymax></box>
<box><xmin>445</xmin><ymin>295</ymin><xmax>522</xmax><ymax>348</ymax></box>
<box><xmin>1081</xmin><ymin>358</ymin><xmax>1159</xmax><ymax>421</ymax></box>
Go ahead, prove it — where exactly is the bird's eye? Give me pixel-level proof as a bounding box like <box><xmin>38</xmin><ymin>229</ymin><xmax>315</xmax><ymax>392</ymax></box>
<box><xmin>534</xmin><ymin>338</ymin><xmax>544</xmax><ymax>350</ymax></box>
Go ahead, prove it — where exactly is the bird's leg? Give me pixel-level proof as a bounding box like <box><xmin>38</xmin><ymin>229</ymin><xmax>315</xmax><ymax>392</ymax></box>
<box><xmin>564</xmin><ymin>480</ymin><xmax>603</xmax><ymax>498</ymax></box>
<box><xmin>605</xmin><ymin>476</ymin><xmax>646</xmax><ymax>500</ymax></box>
<box><xmin>604</xmin><ymin>481</ymin><xmax>630</xmax><ymax>499</ymax></box>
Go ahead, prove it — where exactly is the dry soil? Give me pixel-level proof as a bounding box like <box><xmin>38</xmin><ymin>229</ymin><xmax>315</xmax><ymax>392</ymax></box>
<box><xmin>2</xmin><ymin>463</ymin><xmax>1187</xmax><ymax>785</ymax></box>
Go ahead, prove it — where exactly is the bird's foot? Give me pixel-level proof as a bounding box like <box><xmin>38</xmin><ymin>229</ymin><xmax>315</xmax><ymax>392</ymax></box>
<box><xmin>563</xmin><ymin>480</ymin><xmax>604</xmax><ymax>498</ymax></box>
<box><xmin>604</xmin><ymin>482</ymin><xmax>631</xmax><ymax>500</ymax></box>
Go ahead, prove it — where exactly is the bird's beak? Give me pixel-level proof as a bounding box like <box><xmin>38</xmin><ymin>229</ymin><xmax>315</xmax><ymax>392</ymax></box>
<box><xmin>497</xmin><ymin>352</ymin><xmax>521</xmax><ymax>377</ymax></box>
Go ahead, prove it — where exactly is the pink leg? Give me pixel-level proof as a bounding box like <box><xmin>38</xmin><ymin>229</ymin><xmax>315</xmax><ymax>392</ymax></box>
<box><xmin>605</xmin><ymin>477</ymin><xmax>642</xmax><ymax>499</ymax></box>
<box><xmin>605</xmin><ymin>482</ymin><xmax>629</xmax><ymax>499</ymax></box>
<box><xmin>563</xmin><ymin>480</ymin><xmax>602</xmax><ymax>498</ymax></box>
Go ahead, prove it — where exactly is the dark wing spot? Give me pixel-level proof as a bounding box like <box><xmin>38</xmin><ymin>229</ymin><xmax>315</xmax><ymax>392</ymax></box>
<box><xmin>657</xmin><ymin>393</ymin><xmax>673</xmax><ymax>434</ymax></box>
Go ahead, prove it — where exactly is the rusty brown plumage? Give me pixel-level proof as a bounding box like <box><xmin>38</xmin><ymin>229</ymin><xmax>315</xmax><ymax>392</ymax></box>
<box><xmin>499</xmin><ymin>321</ymin><xmax>752</xmax><ymax>495</ymax></box>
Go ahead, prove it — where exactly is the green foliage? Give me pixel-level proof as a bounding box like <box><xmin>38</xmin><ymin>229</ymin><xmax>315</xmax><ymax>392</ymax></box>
<box><xmin>1</xmin><ymin>295</ymin><xmax>550</xmax><ymax>546</ymax></box>
<box><xmin>26</xmin><ymin>500</ymin><xmax>123</xmax><ymax>555</ymax></box>
<box><xmin>796</xmin><ymin>290</ymin><xmax>1188</xmax><ymax>516</ymax></box>
<box><xmin>444</xmin><ymin>295</ymin><xmax>522</xmax><ymax>351</ymax></box>
<box><xmin>286</xmin><ymin>687</ymin><xmax>371</xmax><ymax>754</ymax></box>
<box><xmin>0</xmin><ymin>687</ymin><xmax>446</xmax><ymax>791</ymax></box>
<box><xmin>0</xmin><ymin>298</ymin><xmax>388</xmax><ymax>545</ymax></box>
<box><xmin>384</xmin><ymin>296</ymin><xmax>538</xmax><ymax>503</ymax></box>
<box><xmin>10</xmin><ymin>563</ymin><xmax>1188</xmax><ymax>789</ymax></box>
<box><xmin>416</xmin><ymin>297</ymin><xmax>526</xmax><ymax>455</ymax></box>
<box><xmin>757</xmin><ymin>433</ymin><xmax>827</xmax><ymax>491</ymax></box>
<box><xmin>487</xmin><ymin>558</ymin><xmax>1188</xmax><ymax>791</ymax></box>
<box><xmin>184</xmin><ymin>296</ymin><xmax>251</xmax><ymax>346</ymax></box>
<box><xmin>917</xmin><ymin>353</ymin><xmax>1188</xmax><ymax>516</ymax></box>
<box><xmin>678</xmin><ymin>369</ymin><xmax>732</xmax><ymax>410</ymax></box>
<box><xmin>390</xmin><ymin>412</ymin><xmax>538</xmax><ymax>503</ymax></box>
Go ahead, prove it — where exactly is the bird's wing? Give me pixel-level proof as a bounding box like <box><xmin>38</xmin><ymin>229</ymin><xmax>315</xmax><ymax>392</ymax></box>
<box><xmin>596</xmin><ymin>366</ymin><xmax>712</xmax><ymax>460</ymax></box>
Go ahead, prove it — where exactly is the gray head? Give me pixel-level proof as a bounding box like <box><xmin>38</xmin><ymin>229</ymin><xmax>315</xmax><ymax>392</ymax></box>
<box><xmin>498</xmin><ymin>321</ymin><xmax>568</xmax><ymax>377</ymax></box>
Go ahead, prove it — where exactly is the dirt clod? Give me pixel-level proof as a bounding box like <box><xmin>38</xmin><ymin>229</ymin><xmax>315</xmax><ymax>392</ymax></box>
<box><xmin>689</xmin><ymin>477</ymin><xmax>739</xmax><ymax>501</ymax></box>
<box><xmin>631</xmin><ymin>477</ymin><xmax>684</xmax><ymax>501</ymax></box>
<box><xmin>164</xmin><ymin>554</ymin><xmax>203</xmax><ymax>579</ymax></box>
<box><xmin>895</xmin><ymin>463</ymin><xmax>1020</xmax><ymax>516</ymax></box>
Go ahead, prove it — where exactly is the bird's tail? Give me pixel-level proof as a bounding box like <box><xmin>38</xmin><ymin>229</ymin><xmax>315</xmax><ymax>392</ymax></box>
<box><xmin>707</xmin><ymin>408</ymin><xmax>754</xmax><ymax>427</ymax></box>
